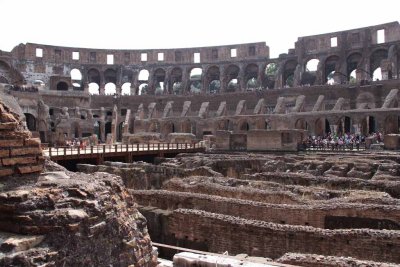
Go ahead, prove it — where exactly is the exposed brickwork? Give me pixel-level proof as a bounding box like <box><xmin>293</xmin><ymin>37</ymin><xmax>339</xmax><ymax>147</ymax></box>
<box><xmin>0</xmin><ymin>101</ymin><xmax>43</xmax><ymax>177</ymax></box>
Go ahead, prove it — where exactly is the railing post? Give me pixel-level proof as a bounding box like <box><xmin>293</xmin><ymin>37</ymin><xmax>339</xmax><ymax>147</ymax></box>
<box><xmin>158</xmin><ymin>143</ymin><xmax>160</xmax><ymax>151</ymax></box>
<box><xmin>137</xmin><ymin>143</ymin><xmax>139</xmax><ymax>151</ymax></box>
<box><xmin>64</xmin><ymin>147</ymin><xmax>67</xmax><ymax>156</ymax></box>
<box><xmin>126</xmin><ymin>144</ymin><xmax>128</xmax><ymax>152</ymax></box>
<box><xmin>114</xmin><ymin>144</ymin><xmax>117</xmax><ymax>152</ymax></box>
<box><xmin>103</xmin><ymin>145</ymin><xmax>106</xmax><ymax>153</ymax></box>
<box><xmin>147</xmin><ymin>143</ymin><xmax>150</xmax><ymax>151</ymax></box>
<box><xmin>49</xmin><ymin>147</ymin><xmax>52</xmax><ymax>157</ymax></box>
<box><xmin>185</xmin><ymin>143</ymin><xmax>187</xmax><ymax>149</ymax></box>
<box><xmin>77</xmin><ymin>146</ymin><xmax>80</xmax><ymax>155</ymax></box>
<box><xmin>167</xmin><ymin>143</ymin><xmax>170</xmax><ymax>150</ymax></box>
<box><xmin>91</xmin><ymin>146</ymin><xmax>93</xmax><ymax>154</ymax></box>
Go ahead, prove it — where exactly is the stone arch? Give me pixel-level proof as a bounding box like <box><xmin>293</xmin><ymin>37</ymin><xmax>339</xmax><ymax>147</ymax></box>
<box><xmin>205</xmin><ymin>65</ymin><xmax>220</xmax><ymax>94</ymax></box>
<box><xmin>294</xmin><ymin>118</ymin><xmax>309</xmax><ymax>131</ymax></box>
<box><xmin>87</xmin><ymin>68</ymin><xmax>101</xmax><ymax>85</ymax></box>
<box><xmin>189</xmin><ymin>67</ymin><xmax>202</xmax><ymax>94</ymax></box>
<box><xmin>170</xmin><ymin>67</ymin><xmax>183</xmax><ymax>95</ymax></box>
<box><xmin>361</xmin><ymin>115</ymin><xmax>376</xmax><ymax>135</ymax></box>
<box><xmin>370</xmin><ymin>49</ymin><xmax>388</xmax><ymax>78</ymax></box>
<box><xmin>263</xmin><ymin>62</ymin><xmax>278</xmax><ymax>89</ymax></box>
<box><xmin>224</xmin><ymin>64</ymin><xmax>240</xmax><ymax>92</ymax></box>
<box><xmin>335</xmin><ymin>116</ymin><xmax>352</xmax><ymax>134</ymax></box>
<box><xmin>244</xmin><ymin>63</ymin><xmax>259</xmax><ymax>90</ymax></box>
<box><xmin>0</xmin><ymin>60</ymin><xmax>23</xmax><ymax>84</ymax></box>
<box><xmin>154</xmin><ymin>68</ymin><xmax>166</xmax><ymax>95</ymax></box>
<box><xmin>324</xmin><ymin>55</ymin><xmax>340</xmax><ymax>84</ymax></box>
<box><xmin>283</xmin><ymin>60</ymin><xmax>297</xmax><ymax>87</ymax></box>
<box><xmin>24</xmin><ymin>113</ymin><xmax>36</xmax><ymax>131</ymax></box>
<box><xmin>162</xmin><ymin>121</ymin><xmax>175</xmax><ymax>135</ymax></box>
<box><xmin>302</xmin><ymin>58</ymin><xmax>319</xmax><ymax>85</ymax></box>
<box><xmin>346</xmin><ymin>52</ymin><xmax>362</xmax><ymax>81</ymax></box>
<box><xmin>104</xmin><ymin>68</ymin><xmax>117</xmax><ymax>84</ymax></box>
<box><xmin>217</xmin><ymin>119</ymin><xmax>234</xmax><ymax>131</ymax></box>
<box><xmin>237</xmin><ymin>120</ymin><xmax>250</xmax><ymax>131</ymax></box>
<box><xmin>56</xmin><ymin>81</ymin><xmax>69</xmax><ymax>91</ymax></box>
<box><xmin>315</xmin><ymin>118</ymin><xmax>331</xmax><ymax>136</ymax></box>
<box><xmin>105</xmin><ymin>83</ymin><xmax>116</xmax><ymax>95</ymax></box>
<box><xmin>121</xmin><ymin>83</ymin><xmax>131</xmax><ymax>95</ymax></box>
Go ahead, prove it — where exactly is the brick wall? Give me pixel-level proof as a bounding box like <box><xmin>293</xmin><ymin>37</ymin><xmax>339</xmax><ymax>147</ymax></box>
<box><xmin>0</xmin><ymin>102</ymin><xmax>44</xmax><ymax>177</ymax></box>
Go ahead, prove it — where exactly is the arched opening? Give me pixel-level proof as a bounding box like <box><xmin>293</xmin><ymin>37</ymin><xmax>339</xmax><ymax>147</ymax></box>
<box><xmin>118</xmin><ymin>122</ymin><xmax>124</xmax><ymax>142</ymax></box>
<box><xmin>370</xmin><ymin>49</ymin><xmax>388</xmax><ymax>79</ymax></box>
<box><xmin>346</xmin><ymin>53</ymin><xmax>361</xmax><ymax>82</ymax></box>
<box><xmin>325</xmin><ymin>55</ymin><xmax>339</xmax><ymax>84</ymax></box>
<box><xmin>361</xmin><ymin>116</ymin><xmax>376</xmax><ymax>135</ymax></box>
<box><xmin>244</xmin><ymin>63</ymin><xmax>259</xmax><ymax>91</ymax></box>
<box><xmin>325</xmin><ymin>119</ymin><xmax>331</xmax><ymax>134</ymax></box>
<box><xmin>349</xmin><ymin>69</ymin><xmax>357</xmax><ymax>84</ymax></box>
<box><xmin>264</xmin><ymin>63</ymin><xmax>277</xmax><ymax>89</ymax></box>
<box><xmin>326</xmin><ymin>71</ymin><xmax>335</xmax><ymax>85</ymax></box>
<box><xmin>239</xmin><ymin>121</ymin><xmax>250</xmax><ymax>131</ymax></box>
<box><xmin>189</xmin><ymin>68</ymin><xmax>202</xmax><ymax>94</ymax></box>
<box><xmin>89</xmin><ymin>83</ymin><xmax>100</xmax><ymax>95</ymax></box>
<box><xmin>0</xmin><ymin>76</ymin><xmax>8</xmax><ymax>84</ymax></box>
<box><xmin>154</xmin><ymin>68</ymin><xmax>166</xmax><ymax>95</ymax></box>
<box><xmin>172</xmin><ymin>82</ymin><xmax>183</xmax><ymax>95</ymax></box>
<box><xmin>138</xmin><ymin>69</ymin><xmax>149</xmax><ymax>81</ymax></box>
<box><xmin>138</xmin><ymin>84</ymin><xmax>148</xmax><ymax>95</ymax></box>
<box><xmin>205</xmin><ymin>66</ymin><xmax>220</xmax><ymax>94</ymax></box>
<box><xmin>105</xmin><ymin>83</ymin><xmax>116</xmax><ymax>95</ymax></box>
<box><xmin>302</xmin><ymin>59</ymin><xmax>319</xmax><ymax>85</ymax></box>
<box><xmin>87</xmin><ymin>68</ymin><xmax>101</xmax><ymax>85</ymax></box>
<box><xmin>283</xmin><ymin>60</ymin><xmax>297</xmax><ymax>87</ymax></box>
<box><xmin>224</xmin><ymin>65</ymin><xmax>240</xmax><ymax>92</ymax></box>
<box><xmin>170</xmin><ymin>67</ymin><xmax>183</xmax><ymax>94</ymax></box>
<box><xmin>94</xmin><ymin>121</ymin><xmax>101</xmax><ymax>140</ymax></box>
<box><xmin>104</xmin><ymin>69</ymin><xmax>117</xmax><ymax>84</ymax></box>
<box><xmin>71</xmin><ymin>122</ymin><xmax>80</xmax><ymax>138</ymax></box>
<box><xmin>70</xmin><ymin>68</ymin><xmax>82</xmax><ymax>90</ymax></box>
<box><xmin>121</xmin><ymin>82</ymin><xmax>131</xmax><ymax>95</ymax></box>
<box><xmin>0</xmin><ymin>61</ymin><xmax>12</xmax><ymax>84</ymax></box>
<box><xmin>105</xmin><ymin>122</ymin><xmax>112</xmax><ymax>138</ymax></box>
<box><xmin>181</xmin><ymin>120</ymin><xmax>193</xmax><ymax>133</ymax></box>
<box><xmin>24</xmin><ymin>113</ymin><xmax>36</xmax><ymax>131</ymax></box>
<box><xmin>217</xmin><ymin>119</ymin><xmax>233</xmax><ymax>131</ymax></box>
<box><xmin>295</xmin><ymin>119</ymin><xmax>308</xmax><ymax>130</ymax></box>
<box><xmin>344</xmin><ymin>116</ymin><xmax>351</xmax><ymax>134</ymax></box>
<box><xmin>56</xmin><ymin>81</ymin><xmax>68</xmax><ymax>91</ymax></box>
<box><xmin>209</xmin><ymin>80</ymin><xmax>220</xmax><ymax>94</ymax></box>
<box><xmin>372</xmin><ymin>67</ymin><xmax>382</xmax><ymax>81</ymax></box>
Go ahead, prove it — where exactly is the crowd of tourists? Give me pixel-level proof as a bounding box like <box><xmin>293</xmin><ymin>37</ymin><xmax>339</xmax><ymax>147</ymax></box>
<box><xmin>303</xmin><ymin>132</ymin><xmax>383</xmax><ymax>150</ymax></box>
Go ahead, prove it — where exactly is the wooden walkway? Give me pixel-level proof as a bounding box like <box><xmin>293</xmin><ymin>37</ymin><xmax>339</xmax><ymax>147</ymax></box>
<box><xmin>43</xmin><ymin>143</ymin><xmax>205</xmax><ymax>163</ymax></box>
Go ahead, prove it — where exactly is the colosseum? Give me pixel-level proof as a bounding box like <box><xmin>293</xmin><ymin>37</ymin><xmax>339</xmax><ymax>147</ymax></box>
<box><xmin>0</xmin><ymin>21</ymin><xmax>400</xmax><ymax>266</ymax></box>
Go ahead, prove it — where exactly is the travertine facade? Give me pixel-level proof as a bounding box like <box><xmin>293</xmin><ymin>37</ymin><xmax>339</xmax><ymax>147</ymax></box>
<box><xmin>0</xmin><ymin>22</ymin><xmax>399</xmax><ymax>145</ymax></box>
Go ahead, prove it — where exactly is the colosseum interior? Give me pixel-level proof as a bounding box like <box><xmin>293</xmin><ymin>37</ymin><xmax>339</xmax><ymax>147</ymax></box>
<box><xmin>1</xmin><ymin>21</ymin><xmax>400</xmax><ymax>266</ymax></box>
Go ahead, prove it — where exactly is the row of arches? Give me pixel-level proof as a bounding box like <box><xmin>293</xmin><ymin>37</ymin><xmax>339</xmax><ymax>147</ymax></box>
<box><xmin>283</xmin><ymin>48</ymin><xmax>392</xmax><ymax>87</ymax></box>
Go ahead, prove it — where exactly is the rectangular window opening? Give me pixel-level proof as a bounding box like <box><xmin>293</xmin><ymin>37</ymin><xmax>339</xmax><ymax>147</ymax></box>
<box><xmin>158</xmin><ymin>52</ymin><xmax>164</xmax><ymax>61</ymax></box>
<box><xmin>231</xmin><ymin>48</ymin><xmax>237</xmax><ymax>57</ymax></box>
<box><xmin>90</xmin><ymin>52</ymin><xmax>96</xmax><ymax>63</ymax></box>
<box><xmin>330</xmin><ymin>37</ymin><xmax>337</xmax><ymax>47</ymax></box>
<box><xmin>377</xmin><ymin>29</ymin><xmax>385</xmax><ymax>44</ymax></box>
<box><xmin>141</xmin><ymin>53</ymin><xmax>147</xmax><ymax>62</ymax></box>
<box><xmin>212</xmin><ymin>49</ymin><xmax>218</xmax><ymax>59</ymax></box>
<box><xmin>36</xmin><ymin>48</ymin><xmax>43</xmax><ymax>58</ymax></box>
<box><xmin>72</xmin><ymin>51</ymin><xmax>79</xmax><ymax>60</ymax></box>
<box><xmin>107</xmin><ymin>54</ymin><xmax>114</xmax><ymax>65</ymax></box>
<box><xmin>194</xmin><ymin>52</ymin><xmax>200</xmax><ymax>63</ymax></box>
<box><xmin>55</xmin><ymin>49</ymin><xmax>61</xmax><ymax>58</ymax></box>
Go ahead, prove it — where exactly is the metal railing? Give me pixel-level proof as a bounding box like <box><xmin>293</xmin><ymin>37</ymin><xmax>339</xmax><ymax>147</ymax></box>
<box><xmin>304</xmin><ymin>143</ymin><xmax>366</xmax><ymax>152</ymax></box>
<box><xmin>43</xmin><ymin>142</ymin><xmax>205</xmax><ymax>157</ymax></box>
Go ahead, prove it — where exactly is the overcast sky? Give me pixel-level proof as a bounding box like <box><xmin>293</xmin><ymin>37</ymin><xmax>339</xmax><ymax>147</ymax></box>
<box><xmin>0</xmin><ymin>0</ymin><xmax>399</xmax><ymax>58</ymax></box>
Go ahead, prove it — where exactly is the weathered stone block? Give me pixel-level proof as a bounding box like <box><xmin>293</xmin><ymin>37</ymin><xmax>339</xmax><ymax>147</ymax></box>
<box><xmin>0</xmin><ymin>168</ymin><xmax>14</xmax><ymax>177</ymax></box>
<box><xmin>24</xmin><ymin>138</ymin><xmax>41</xmax><ymax>147</ymax></box>
<box><xmin>0</xmin><ymin>139</ymin><xmax>23</xmax><ymax>147</ymax></box>
<box><xmin>2</xmin><ymin>156</ymin><xmax>37</xmax><ymax>166</ymax></box>
<box><xmin>0</xmin><ymin>149</ymin><xmax>9</xmax><ymax>158</ymax></box>
<box><xmin>11</xmin><ymin>147</ymin><xmax>42</xmax><ymax>156</ymax></box>
<box><xmin>16</xmin><ymin>165</ymin><xmax>43</xmax><ymax>174</ymax></box>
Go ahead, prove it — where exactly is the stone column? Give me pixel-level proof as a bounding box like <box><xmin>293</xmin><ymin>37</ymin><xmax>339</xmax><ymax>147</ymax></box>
<box><xmin>99</xmin><ymin>82</ymin><xmax>105</xmax><ymax>95</ymax></box>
